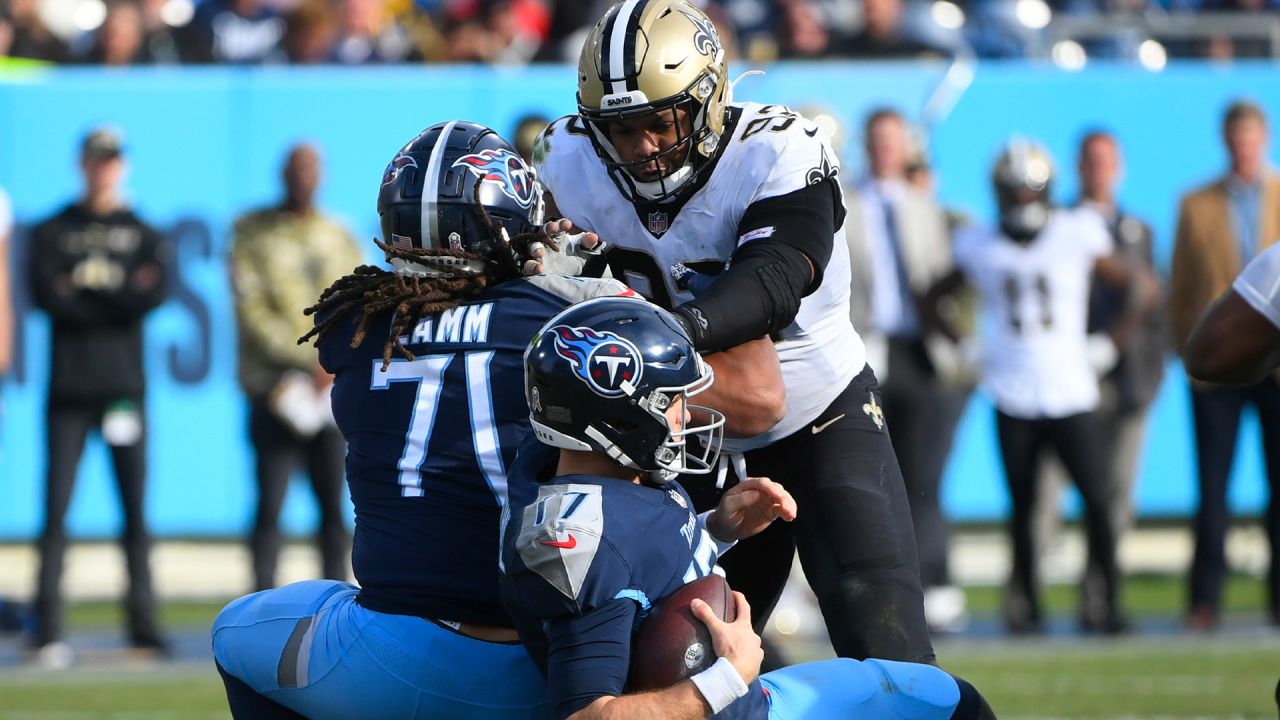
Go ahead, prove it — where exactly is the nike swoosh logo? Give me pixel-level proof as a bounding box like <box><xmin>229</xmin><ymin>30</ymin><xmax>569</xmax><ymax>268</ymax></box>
<box><xmin>540</xmin><ymin>535</ymin><xmax>577</xmax><ymax>549</ymax></box>
<box><xmin>810</xmin><ymin>414</ymin><xmax>846</xmax><ymax>434</ymax></box>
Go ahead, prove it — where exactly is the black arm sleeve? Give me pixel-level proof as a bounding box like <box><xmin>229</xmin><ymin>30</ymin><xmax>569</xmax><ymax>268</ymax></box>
<box><xmin>545</xmin><ymin>597</ymin><xmax>638</xmax><ymax>719</ymax></box>
<box><xmin>672</xmin><ymin>177</ymin><xmax>842</xmax><ymax>353</ymax></box>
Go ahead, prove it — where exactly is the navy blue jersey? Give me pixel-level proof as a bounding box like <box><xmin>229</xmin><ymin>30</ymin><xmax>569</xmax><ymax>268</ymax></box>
<box><xmin>500</xmin><ymin>465</ymin><xmax>770</xmax><ymax>719</ymax></box>
<box><xmin>319</xmin><ymin>274</ymin><xmax>629</xmax><ymax>625</ymax></box>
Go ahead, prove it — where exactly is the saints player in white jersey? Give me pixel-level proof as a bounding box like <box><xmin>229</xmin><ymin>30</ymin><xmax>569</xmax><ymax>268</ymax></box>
<box><xmin>925</xmin><ymin>139</ymin><xmax>1155</xmax><ymax>635</ymax></box>
<box><xmin>530</xmin><ymin>0</ymin><xmax>934</xmax><ymax>665</ymax></box>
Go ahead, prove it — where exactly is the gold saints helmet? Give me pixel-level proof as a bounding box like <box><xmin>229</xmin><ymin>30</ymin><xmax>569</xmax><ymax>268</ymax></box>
<box><xmin>992</xmin><ymin>138</ymin><xmax>1055</xmax><ymax>243</ymax></box>
<box><xmin>577</xmin><ymin>0</ymin><xmax>731</xmax><ymax>203</ymax></box>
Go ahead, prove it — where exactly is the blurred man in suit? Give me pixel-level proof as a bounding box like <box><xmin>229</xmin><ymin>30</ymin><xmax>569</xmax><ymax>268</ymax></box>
<box><xmin>845</xmin><ymin>108</ymin><xmax>971</xmax><ymax>632</ymax></box>
<box><xmin>1172</xmin><ymin>100</ymin><xmax>1280</xmax><ymax>630</ymax></box>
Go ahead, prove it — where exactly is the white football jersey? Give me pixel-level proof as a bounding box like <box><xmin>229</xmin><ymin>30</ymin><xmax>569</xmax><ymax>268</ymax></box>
<box><xmin>954</xmin><ymin>207</ymin><xmax>1113</xmax><ymax>419</ymax></box>
<box><xmin>1234</xmin><ymin>241</ymin><xmax>1280</xmax><ymax>330</ymax></box>
<box><xmin>536</xmin><ymin>102</ymin><xmax>864</xmax><ymax>450</ymax></box>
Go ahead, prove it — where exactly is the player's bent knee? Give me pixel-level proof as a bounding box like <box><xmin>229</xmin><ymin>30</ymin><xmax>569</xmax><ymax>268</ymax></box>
<box><xmin>760</xmin><ymin>657</ymin><xmax>971</xmax><ymax>719</ymax></box>
<box><xmin>863</xmin><ymin>658</ymin><xmax>964</xmax><ymax>720</ymax></box>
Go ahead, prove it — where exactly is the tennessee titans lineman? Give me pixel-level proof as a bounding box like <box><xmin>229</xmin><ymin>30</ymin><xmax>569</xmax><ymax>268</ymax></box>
<box><xmin>501</xmin><ymin>298</ymin><xmax>997</xmax><ymax>720</ymax></box>
<box><xmin>210</xmin><ymin>122</ymin><xmax>638</xmax><ymax>719</ymax></box>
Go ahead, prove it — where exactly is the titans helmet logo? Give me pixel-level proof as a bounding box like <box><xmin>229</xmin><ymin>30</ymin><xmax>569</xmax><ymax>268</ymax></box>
<box><xmin>550</xmin><ymin>325</ymin><xmax>644</xmax><ymax>398</ymax></box>
<box><xmin>382</xmin><ymin>154</ymin><xmax>418</xmax><ymax>185</ymax></box>
<box><xmin>679</xmin><ymin>8</ymin><xmax>721</xmax><ymax>57</ymax></box>
<box><xmin>452</xmin><ymin>148</ymin><xmax>537</xmax><ymax>209</ymax></box>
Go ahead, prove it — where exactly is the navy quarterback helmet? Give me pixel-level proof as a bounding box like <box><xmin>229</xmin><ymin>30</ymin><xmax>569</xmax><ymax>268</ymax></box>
<box><xmin>378</xmin><ymin>120</ymin><xmax>544</xmax><ymax>276</ymax></box>
<box><xmin>993</xmin><ymin>138</ymin><xmax>1054</xmax><ymax>244</ymax></box>
<box><xmin>525</xmin><ymin>297</ymin><xmax>724</xmax><ymax>483</ymax></box>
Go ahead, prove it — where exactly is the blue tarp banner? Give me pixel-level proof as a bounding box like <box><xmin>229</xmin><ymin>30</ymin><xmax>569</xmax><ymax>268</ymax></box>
<box><xmin>0</xmin><ymin>62</ymin><xmax>1275</xmax><ymax>538</ymax></box>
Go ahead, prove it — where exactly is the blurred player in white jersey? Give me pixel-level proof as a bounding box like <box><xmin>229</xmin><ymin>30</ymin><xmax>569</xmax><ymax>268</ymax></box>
<box><xmin>925</xmin><ymin>139</ymin><xmax>1155</xmax><ymax>634</ymax></box>
<box><xmin>529</xmin><ymin>0</ymin><xmax>935</xmax><ymax>666</ymax></box>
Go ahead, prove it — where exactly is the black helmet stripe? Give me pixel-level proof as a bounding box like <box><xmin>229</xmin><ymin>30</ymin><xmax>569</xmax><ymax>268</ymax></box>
<box><xmin>603</xmin><ymin>0</ymin><xmax>647</xmax><ymax>96</ymax></box>
<box><xmin>597</xmin><ymin>3</ymin><xmax>622</xmax><ymax>92</ymax></box>
<box><xmin>622</xmin><ymin>0</ymin><xmax>650</xmax><ymax>93</ymax></box>
<box><xmin>421</xmin><ymin>119</ymin><xmax>458</xmax><ymax>250</ymax></box>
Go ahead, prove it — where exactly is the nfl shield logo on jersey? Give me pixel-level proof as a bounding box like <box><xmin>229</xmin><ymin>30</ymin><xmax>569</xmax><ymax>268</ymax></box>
<box><xmin>648</xmin><ymin>211</ymin><xmax>669</xmax><ymax>236</ymax></box>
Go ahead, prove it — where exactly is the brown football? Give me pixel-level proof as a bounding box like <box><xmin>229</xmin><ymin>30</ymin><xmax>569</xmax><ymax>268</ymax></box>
<box><xmin>628</xmin><ymin>574</ymin><xmax>736</xmax><ymax>692</ymax></box>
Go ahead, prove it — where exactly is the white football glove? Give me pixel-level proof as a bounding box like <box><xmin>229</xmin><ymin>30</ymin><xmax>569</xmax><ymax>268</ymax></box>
<box><xmin>523</xmin><ymin>219</ymin><xmax>606</xmax><ymax>277</ymax></box>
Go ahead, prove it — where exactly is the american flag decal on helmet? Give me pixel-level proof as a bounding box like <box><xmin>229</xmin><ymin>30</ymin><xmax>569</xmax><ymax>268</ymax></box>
<box><xmin>391</xmin><ymin>233</ymin><xmax>414</xmax><ymax>252</ymax></box>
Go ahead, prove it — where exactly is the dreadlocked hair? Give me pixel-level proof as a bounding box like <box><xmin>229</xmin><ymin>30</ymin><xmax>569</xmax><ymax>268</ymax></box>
<box><xmin>299</xmin><ymin>181</ymin><xmax>557</xmax><ymax>370</ymax></box>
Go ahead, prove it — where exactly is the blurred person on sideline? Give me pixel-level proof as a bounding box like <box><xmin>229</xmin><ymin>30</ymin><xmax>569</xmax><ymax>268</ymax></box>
<box><xmin>184</xmin><ymin>0</ymin><xmax>284</xmax><ymax>63</ymax></box>
<box><xmin>137</xmin><ymin>0</ymin><xmax>184</xmax><ymax>64</ymax></box>
<box><xmin>1185</xmin><ymin>240</ymin><xmax>1280</xmax><ymax>384</ymax></box>
<box><xmin>329</xmin><ymin>0</ymin><xmax>420</xmax><ymax>63</ymax></box>
<box><xmin>27</xmin><ymin>127</ymin><xmax>172</xmax><ymax>665</ymax></box>
<box><xmin>845</xmin><ymin>108</ymin><xmax>972</xmax><ymax>633</ymax></box>
<box><xmin>486</xmin><ymin>0</ymin><xmax>550</xmax><ymax>65</ymax></box>
<box><xmin>925</xmin><ymin>139</ymin><xmax>1156</xmax><ymax>635</ymax></box>
<box><xmin>1171</xmin><ymin>99</ymin><xmax>1280</xmax><ymax>630</ymax></box>
<box><xmin>230</xmin><ymin>143</ymin><xmax>359</xmax><ymax>592</ymax></box>
<box><xmin>775</xmin><ymin>0</ymin><xmax>833</xmax><ymax>59</ymax></box>
<box><xmin>530</xmin><ymin>0</ymin><xmax>612</xmax><ymax>62</ymax></box>
<box><xmin>0</xmin><ymin>183</ymin><xmax>23</xmax><ymax>637</ymax></box>
<box><xmin>2</xmin><ymin>0</ymin><xmax>71</xmax><ymax>62</ymax></box>
<box><xmin>1031</xmin><ymin>129</ymin><xmax>1169</xmax><ymax>633</ymax></box>
<box><xmin>279</xmin><ymin>0</ymin><xmax>338</xmax><ymax>64</ymax></box>
<box><xmin>833</xmin><ymin>0</ymin><xmax>949</xmax><ymax>59</ymax></box>
<box><xmin>77</xmin><ymin>1</ymin><xmax>150</xmax><ymax>65</ymax></box>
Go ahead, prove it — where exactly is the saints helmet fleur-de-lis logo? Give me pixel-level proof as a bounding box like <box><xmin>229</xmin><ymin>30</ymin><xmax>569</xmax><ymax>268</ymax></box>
<box><xmin>679</xmin><ymin>8</ymin><xmax>721</xmax><ymax>57</ymax></box>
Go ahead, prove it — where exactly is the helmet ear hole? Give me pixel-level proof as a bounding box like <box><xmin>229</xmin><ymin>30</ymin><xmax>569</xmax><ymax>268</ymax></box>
<box><xmin>604</xmin><ymin>416</ymin><xmax>639</xmax><ymax>433</ymax></box>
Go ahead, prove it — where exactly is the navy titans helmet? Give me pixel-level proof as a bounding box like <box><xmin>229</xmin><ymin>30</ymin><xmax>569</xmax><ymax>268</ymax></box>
<box><xmin>378</xmin><ymin>120</ymin><xmax>545</xmax><ymax>277</ymax></box>
<box><xmin>525</xmin><ymin>297</ymin><xmax>724</xmax><ymax>483</ymax></box>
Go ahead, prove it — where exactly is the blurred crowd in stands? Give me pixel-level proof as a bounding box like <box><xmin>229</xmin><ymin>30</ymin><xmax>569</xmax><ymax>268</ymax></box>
<box><xmin>2</xmin><ymin>0</ymin><xmax>1280</xmax><ymax>69</ymax></box>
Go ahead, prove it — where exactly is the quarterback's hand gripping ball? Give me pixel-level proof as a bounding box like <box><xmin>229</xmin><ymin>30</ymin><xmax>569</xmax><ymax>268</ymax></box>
<box><xmin>629</xmin><ymin>574</ymin><xmax>743</xmax><ymax>692</ymax></box>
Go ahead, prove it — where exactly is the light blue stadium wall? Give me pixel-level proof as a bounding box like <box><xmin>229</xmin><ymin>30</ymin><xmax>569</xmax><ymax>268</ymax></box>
<box><xmin>0</xmin><ymin>62</ymin><xmax>1276</xmax><ymax>539</ymax></box>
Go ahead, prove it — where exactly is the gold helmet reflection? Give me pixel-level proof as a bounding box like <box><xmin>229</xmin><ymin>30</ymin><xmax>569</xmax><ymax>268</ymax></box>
<box><xmin>993</xmin><ymin>138</ymin><xmax>1055</xmax><ymax>243</ymax></box>
<box><xmin>577</xmin><ymin>0</ymin><xmax>731</xmax><ymax>203</ymax></box>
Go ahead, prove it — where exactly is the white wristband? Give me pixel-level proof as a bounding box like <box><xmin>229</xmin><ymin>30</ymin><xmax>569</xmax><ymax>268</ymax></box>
<box><xmin>689</xmin><ymin>656</ymin><xmax>749</xmax><ymax>714</ymax></box>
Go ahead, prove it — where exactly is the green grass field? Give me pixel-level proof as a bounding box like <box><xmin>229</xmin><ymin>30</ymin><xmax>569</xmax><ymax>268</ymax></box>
<box><xmin>1</xmin><ymin>574</ymin><xmax>1276</xmax><ymax>719</ymax></box>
